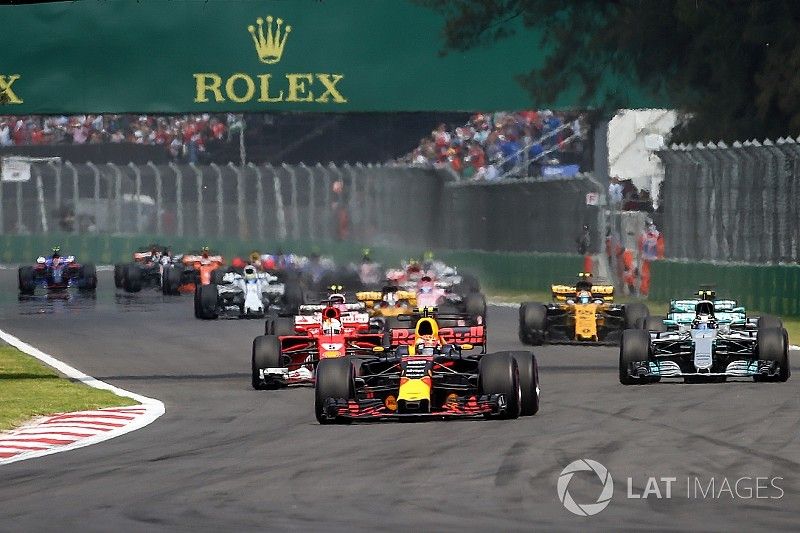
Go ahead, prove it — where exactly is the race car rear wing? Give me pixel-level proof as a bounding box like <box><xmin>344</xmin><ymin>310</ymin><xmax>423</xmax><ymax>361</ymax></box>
<box><xmin>551</xmin><ymin>284</ymin><xmax>614</xmax><ymax>302</ymax></box>
<box><xmin>356</xmin><ymin>290</ymin><xmax>417</xmax><ymax>308</ymax></box>
<box><xmin>388</xmin><ymin>325</ymin><xmax>486</xmax><ymax>350</ymax></box>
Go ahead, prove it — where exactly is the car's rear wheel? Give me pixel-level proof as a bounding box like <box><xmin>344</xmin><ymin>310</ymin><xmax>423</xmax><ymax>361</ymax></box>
<box><xmin>315</xmin><ymin>357</ymin><xmax>355</xmax><ymax>424</ymax></box>
<box><xmin>113</xmin><ymin>264</ymin><xmax>125</xmax><ymax>289</ymax></box>
<box><xmin>282</xmin><ymin>281</ymin><xmax>304</xmax><ymax>316</ymax></box>
<box><xmin>162</xmin><ymin>266</ymin><xmax>183</xmax><ymax>295</ymax></box>
<box><xmin>464</xmin><ymin>292</ymin><xmax>487</xmax><ymax>323</ymax></box>
<box><xmin>755</xmin><ymin>327</ymin><xmax>790</xmax><ymax>382</ymax></box>
<box><xmin>196</xmin><ymin>284</ymin><xmax>219</xmax><ymax>319</ymax></box>
<box><xmin>79</xmin><ymin>263</ymin><xmax>97</xmax><ymax>291</ymax></box>
<box><xmin>272</xmin><ymin>317</ymin><xmax>295</xmax><ymax>336</ymax></box>
<box><xmin>18</xmin><ymin>266</ymin><xmax>35</xmax><ymax>295</ymax></box>
<box><xmin>123</xmin><ymin>264</ymin><xmax>142</xmax><ymax>293</ymax></box>
<box><xmin>479</xmin><ymin>353</ymin><xmax>521</xmax><ymax>419</ymax></box>
<box><xmin>619</xmin><ymin>329</ymin><xmax>652</xmax><ymax>385</ymax></box>
<box><xmin>252</xmin><ymin>335</ymin><xmax>282</xmax><ymax>390</ymax></box>
<box><xmin>624</xmin><ymin>303</ymin><xmax>650</xmax><ymax>329</ymax></box>
<box><xmin>519</xmin><ymin>302</ymin><xmax>546</xmax><ymax>345</ymax></box>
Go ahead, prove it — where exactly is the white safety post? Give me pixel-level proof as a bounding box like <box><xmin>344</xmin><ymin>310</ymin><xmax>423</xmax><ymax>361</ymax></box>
<box><xmin>147</xmin><ymin>162</ymin><xmax>163</xmax><ymax>236</ymax></box>
<box><xmin>230</xmin><ymin>162</ymin><xmax>245</xmax><ymax>240</ymax></box>
<box><xmin>107</xmin><ymin>163</ymin><xmax>123</xmax><ymax>235</ymax></box>
<box><xmin>169</xmin><ymin>163</ymin><xmax>184</xmax><ymax>237</ymax></box>
<box><xmin>211</xmin><ymin>163</ymin><xmax>224</xmax><ymax>238</ymax></box>
<box><xmin>283</xmin><ymin>163</ymin><xmax>300</xmax><ymax>241</ymax></box>
<box><xmin>249</xmin><ymin>163</ymin><xmax>266</xmax><ymax>242</ymax></box>
<box><xmin>33</xmin><ymin>165</ymin><xmax>48</xmax><ymax>233</ymax></box>
<box><xmin>129</xmin><ymin>162</ymin><xmax>143</xmax><ymax>234</ymax></box>
<box><xmin>87</xmin><ymin>162</ymin><xmax>101</xmax><ymax>234</ymax></box>
<box><xmin>191</xmin><ymin>163</ymin><xmax>204</xmax><ymax>237</ymax></box>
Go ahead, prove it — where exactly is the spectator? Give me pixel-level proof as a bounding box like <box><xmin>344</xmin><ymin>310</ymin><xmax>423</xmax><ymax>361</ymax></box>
<box><xmin>608</xmin><ymin>176</ymin><xmax>624</xmax><ymax>208</ymax></box>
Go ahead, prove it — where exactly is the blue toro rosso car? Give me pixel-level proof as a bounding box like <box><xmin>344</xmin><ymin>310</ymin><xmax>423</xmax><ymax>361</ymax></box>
<box><xmin>18</xmin><ymin>247</ymin><xmax>97</xmax><ymax>296</ymax></box>
<box><xmin>620</xmin><ymin>290</ymin><xmax>790</xmax><ymax>384</ymax></box>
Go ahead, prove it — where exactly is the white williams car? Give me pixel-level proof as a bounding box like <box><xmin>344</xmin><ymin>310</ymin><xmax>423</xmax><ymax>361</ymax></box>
<box><xmin>195</xmin><ymin>265</ymin><xmax>286</xmax><ymax>319</ymax></box>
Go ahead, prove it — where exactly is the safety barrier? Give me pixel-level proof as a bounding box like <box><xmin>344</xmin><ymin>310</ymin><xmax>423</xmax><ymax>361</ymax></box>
<box><xmin>0</xmin><ymin>233</ymin><xmax>583</xmax><ymax>293</ymax></box>
<box><xmin>650</xmin><ymin>260</ymin><xmax>800</xmax><ymax>317</ymax></box>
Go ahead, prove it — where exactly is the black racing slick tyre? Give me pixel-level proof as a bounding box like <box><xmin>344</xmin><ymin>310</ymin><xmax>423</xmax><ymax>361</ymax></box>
<box><xmin>162</xmin><ymin>266</ymin><xmax>183</xmax><ymax>295</ymax></box>
<box><xmin>758</xmin><ymin>315</ymin><xmax>783</xmax><ymax>330</ymax></box>
<box><xmin>619</xmin><ymin>329</ymin><xmax>652</xmax><ymax>385</ymax></box>
<box><xmin>113</xmin><ymin>264</ymin><xmax>125</xmax><ymax>289</ymax></box>
<box><xmin>464</xmin><ymin>292</ymin><xmax>487</xmax><ymax>323</ymax></box>
<box><xmin>79</xmin><ymin>263</ymin><xmax>97</xmax><ymax>291</ymax></box>
<box><xmin>479</xmin><ymin>353</ymin><xmax>521</xmax><ymax>419</ymax></box>
<box><xmin>519</xmin><ymin>302</ymin><xmax>546</xmax><ymax>345</ymax></box>
<box><xmin>123</xmin><ymin>264</ymin><xmax>142</xmax><ymax>293</ymax></box>
<box><xmin>282</xmin><ymin>281</ymin><xmax>304</xmax><ymax>316</ymax></box>
<box><xmin>272</xmin><ymin>316</ymin><xmax>295</xmax><ymax>337</ymax></box>
<box><xmin>252</xmin><ymin>335</ymin><xmax>282</xmax><ymax>390</ymax></box>
<box><xmin>624</xmin><ymin>303</ymin><xmax>650</xmax><ymax>330</ymax></box>
<box><xmin>755</xmin><ymin>327</ymin><xmax>790</xmax><ymax>382</ymax></box>
<box><xmin>642</xmin><ymin>316</ymin><xmax>667</xmax><ymax>333</ymax></box>
<box><xmin>505</xmin><ymin>351</ymin><xmax>540</xmax><ymax>416</ymax></box>
<box><xmin>196</xmin><ymin>284</ymin><xmax>219</xmax><ymax>319</ymax></box>
<box><xmin>18</xmin><ymin>266</ymin><xmax>35</xmax><ymax>295</ymax></box>
<box><xmin>315</xmin><ymin>357</ymin><xmax>355</xmax><ymax>424</ymax></box>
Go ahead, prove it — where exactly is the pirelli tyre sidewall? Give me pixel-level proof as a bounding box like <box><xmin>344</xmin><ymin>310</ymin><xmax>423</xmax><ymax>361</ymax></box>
<box><xmin>619</xmin><ymin>329</ymin><xmax>652</xmax><ymax>385</ymax></box>
<box><xmin>196</xmin><ymin>284</ymin><xmax>219</xmax><ymax>319</ymax></box>
<box><xmin>162</xmin><ymin>266</ymin><xmax>183</xmax><ymax>295</ymax></box>
<box><xmin>272</xmin><ymin>316</ymin><xmax>295</xmax><ymax>337</ymax></box>
<box><xmin>755</xmin><ymin>327</ymin><xmax>790</xmax><ymax>382</ymax></box>
<box><xmin>315</xmin><ymin>357</ymin><xmax>355</xmax><ymax>424</ymax></box>
<box><xmin>123</xmin><ymin>263</ymin><xmax>143</xmax><ymax>293</ymax></box>
<box><xmin>113</xmin><ymin>263</ymin><xmax>125</xmax><ymax>289</ymax></box>
<box><xmin>18</xmin><ymin>266</ymin><xmax>35</xmax><ymax>295</ymax></box>
<box><xmin>478</xmin><ymin>352</ymin><xmax>521</xmax><ymax>419</ymax></box>
<box><xmin>252</xmin><ymin>335</ymin><xmax>282</xmax><ymax>390</ymax></box>
<box><xmin>499</xmin><ymin>351</ymin><xmax>540</xmax><ymax>416</ymax></box>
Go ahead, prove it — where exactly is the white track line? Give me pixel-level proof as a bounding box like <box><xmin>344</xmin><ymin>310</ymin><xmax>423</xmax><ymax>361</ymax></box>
<box><xmin>0</xmin><ymin>328</ymin><xmax>165</xmax><ymax>465</ymax></box>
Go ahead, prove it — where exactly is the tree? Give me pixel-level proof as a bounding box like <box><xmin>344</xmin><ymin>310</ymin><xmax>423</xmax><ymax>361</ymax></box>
<box><xmin>415</xmin><ymin>0</ymin><xmax>800</xmax><ymax>142</ymax></box>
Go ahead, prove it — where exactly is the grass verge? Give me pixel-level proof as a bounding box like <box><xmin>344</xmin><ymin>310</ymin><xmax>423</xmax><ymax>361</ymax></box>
<box><xmin>486</xmin><ymin>291</ymin><xmax>800</xmax><ymax>345</ymax></box>
<box><xmin>0</xmin><ymin>343</ymin><xmax>137</xmax><ymax>431</ymax></box>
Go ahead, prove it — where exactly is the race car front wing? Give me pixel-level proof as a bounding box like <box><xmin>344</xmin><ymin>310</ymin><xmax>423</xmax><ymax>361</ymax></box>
<box><xmin>319</xmin><ymin>394</ymin><xmax>508</xmax><ymax>421</ymax></box>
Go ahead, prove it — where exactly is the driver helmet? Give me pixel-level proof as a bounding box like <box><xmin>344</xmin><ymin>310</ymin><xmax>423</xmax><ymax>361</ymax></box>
<box><xmin>201</xmin><ymin>246</ymin><xmax>210</xmax><ymax>259</ymax></box>
<box><xmin>243</xmin><ymin>264</ymin><xmax>257</xmax><ymax>281</ymax></box>
<box><xmin>577</xmin><ymin>290</ymin><xmax>592</xmax><ymax>304</ymax></box>
<box><xmin>322</xmin><ymin>318</ymin><xmax>342</xmax><ymax>335</ymax></box>
<box><xmin>51</xmin><ymin>246</ymin><xmax>61</xmax><ymax>259</ymax></box>
<box><xmin>416</xmin><ymin>334</ymin><xmax>438</xmax><ymax>356</ymax></box>
<box><xmin>249</xmin><ymin>251</ymin><xmax>261</xmax><ymax>264</ymax></box>
<box><xmin>695</xmin><ymin>301</ymin><xmax>715</xmax><ymax>321</ymax></box>
<box><xmin>419</xmin><ymin>275</ymin><xmax>434</xmax><ymax>294</ymax></box>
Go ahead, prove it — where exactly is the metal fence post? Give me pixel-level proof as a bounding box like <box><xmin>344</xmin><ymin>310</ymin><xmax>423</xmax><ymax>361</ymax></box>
<box><xmin>267</xmin><ymin>163</ymin><xmax>288</xmax><ymax>241</ymax></box>
<box><xmin>230</xmin><ymin>162</ymin><xmax>246</xmax><ymax>240</ymax></box>
<box><xmin>107</xmin><ymin>163</ymin><xmax>123</xmax><ymax>235</ymax></box>
<box><xmin>301</xmin><ymin>163</ymin><xmax>315</xmax><ymax>241</ymax></box>
<box><xmin>147</xmin><ymin>161</ymin><xmax>163</xmax><ymax>236</ymax></box>
<box><xmin>283</xmin><ymin>163</ymin><xmax>300</xmax><ymax>241</ymax></box>
<box><xmin>169</xmin><ymin>163</ymin><xmax>184</xmax><ymax>237</ymax></box>
<box><xmin>191</xmin><ymin>163</ymin><xmax>204</xmax><ymax>237</ymax></box>
<box><xmin>33</xmin><ymin>165</ymin><xmax>48</xmax><ymax>233</ymax></box>
<box><xmin>15</xmin><ymin>178</ymin><xmax>22</xmax><ymax>234</ymax></box>
<box><xmin>87</xmin><ymin>162</ymin><xmax>101</xmax><ymax>234</ymax></box>
<box><xmin>249</xmin><ymin>163</ymin><xmax>266</xmax><ymax>242</ymax></box>
<box><xmin>129</xmin><ymin>162</ymin><xmax>144</xmax><ymax>235</ymax></box>
<box><xmin>211</xmin><ymin>163</ymin><xmax>224</xmax><ymax>238</ymax></box>
<box><xmin>318</xmin><ymin>163</ymin><xmax>332</xmax><ymax>240</ymax></box>
<box><xmin>50</xmin><ymin>160</ymin><xmax>61</xmax><ymax>215</ymax></box>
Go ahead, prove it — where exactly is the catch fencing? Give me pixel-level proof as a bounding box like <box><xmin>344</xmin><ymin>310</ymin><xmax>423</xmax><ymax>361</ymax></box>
<box><xmin>658</xmin><ymin>138</ymin><xmax>800</xmax><ymax>263</ymax></box>
<box><xmin>0</xmin><ymin>160</ymin><xmax>601</xmax><ymax>255</ymax></box>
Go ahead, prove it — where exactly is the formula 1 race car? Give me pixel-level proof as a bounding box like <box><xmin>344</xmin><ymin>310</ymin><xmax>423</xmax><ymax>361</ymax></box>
<box><xmin>356</xmin><ymin>285</ymin><xmax>417</xmax><ymax>331</ymax></box>
<box><xmin>518</xmin><ymin>273</ymin><xmax>649</xmax><ymax>345</ymax></box>
<box><xmin>620</xmin><ymin>290</ymin><xmax>790</xmax><ymax>384</ymax></box>
<box><xmin>114</xmin><ymin>244</ymin><xmax>171</xmax><ymax>293</ymax></box>
<box><xmin>161</xmin><ymin>248</ymin><xmax>225</xmax><ymax>295</ymax></box>
<box><xmin>194</xmin><ymin>265</ymin><xmax>286</xmax><ymax>319</ymax></box>
<box><xmin>18</xmin><ymin>248</ymin><xmax>97</xmax><ymax>296</ymax></box>
<box><xmin>314</xmin><ymin>308</ymin><xmax>539</xmax><ymax>423</ymax></box>
<box><xmin>251</xmin><ymin>294</ymin><xmax>383</xmax><ymax>389</ymax></box>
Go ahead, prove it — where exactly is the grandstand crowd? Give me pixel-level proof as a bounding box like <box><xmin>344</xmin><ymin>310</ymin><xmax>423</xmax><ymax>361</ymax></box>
<box><xmin>0</xmin><ymin>114</ymin><xmax>243</xmax><ymax>163</ymax></box>
<box><xmin>399</xmin><ymin>110</ymin><xmax>587</xmax><ymax>180</ymax></box>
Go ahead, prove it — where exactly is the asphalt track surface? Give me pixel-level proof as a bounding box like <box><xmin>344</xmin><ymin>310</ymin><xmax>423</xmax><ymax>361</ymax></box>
<box><xmin>0</xmin><ymin>270</ymin><xmax>799</xmax><ymax>532</ymax></box>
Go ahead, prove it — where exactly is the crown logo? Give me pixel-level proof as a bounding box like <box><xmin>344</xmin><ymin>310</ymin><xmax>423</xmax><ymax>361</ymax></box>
<box><xmin>248</xmin><ymin>15</ymin><xmax>291</xmax><ymax>64</ymax></box>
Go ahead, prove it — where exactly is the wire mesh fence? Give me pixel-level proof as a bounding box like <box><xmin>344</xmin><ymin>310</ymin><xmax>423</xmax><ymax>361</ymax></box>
<box><xmin>657</xmin><ymin>138</ymin><xmax>800</xmax><ymax>263</ymax></box>
<box><xmin>0</xmin><ymin>160</ymin><xmax>600</xmax><ymax>254</ymax></box>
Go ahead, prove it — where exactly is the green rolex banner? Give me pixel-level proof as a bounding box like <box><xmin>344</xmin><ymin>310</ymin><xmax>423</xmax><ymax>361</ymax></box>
<box><xmin>0</xmin><ymin>0</ymin><xmax>661</xmax><ymax>113</ymax></box>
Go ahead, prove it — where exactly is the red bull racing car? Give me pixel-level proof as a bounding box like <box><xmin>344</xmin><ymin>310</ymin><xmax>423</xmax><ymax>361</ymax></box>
<box><xmin>314</xmin><ymin>308</ymin><xmax>540</xmax><ymax>423</ymax></box>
